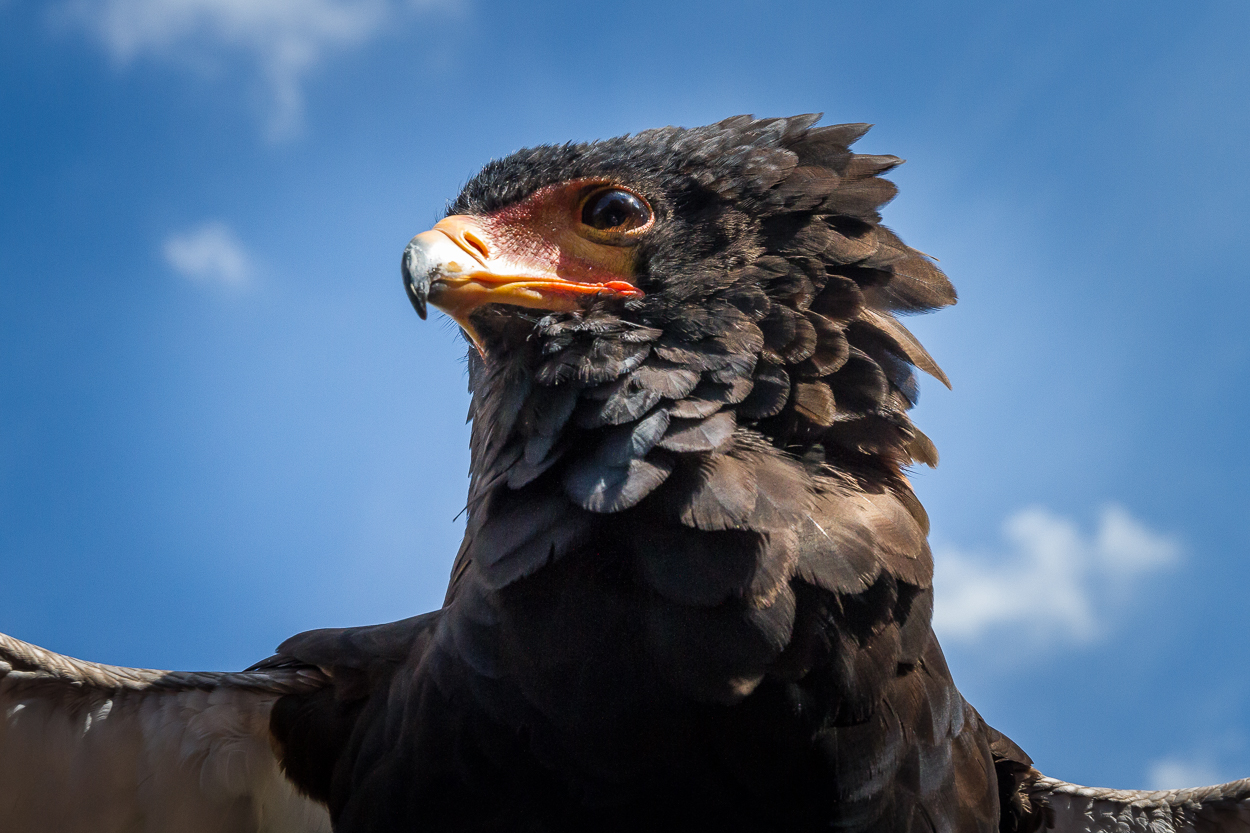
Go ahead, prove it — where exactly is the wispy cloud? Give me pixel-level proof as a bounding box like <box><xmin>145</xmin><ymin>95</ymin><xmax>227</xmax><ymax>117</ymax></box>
<box><xmin>1148</xmin><ymin>756</ymin><xmax>1224</xmax><ymax>790</ymax></box>
<box><xmin>62</xmin><ymin>0</ymin><xmax>457</xmax><ymax>140</ymax></box>
<box><xmin>933</xmin><ymin>505</ymin><xmax>1180</xmax><ymax>643</ymax></box>
<box><xmin>163</xmin><ymin>221</ymin><xmax>253</xmax><ymax>285</ymax></box>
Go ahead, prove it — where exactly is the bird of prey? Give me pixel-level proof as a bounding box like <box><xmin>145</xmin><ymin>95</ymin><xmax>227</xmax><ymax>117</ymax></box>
<box><xmin>2</xmin><ymin>115</ymin><xmax>1248</xmax><ymax>833</ymax></box>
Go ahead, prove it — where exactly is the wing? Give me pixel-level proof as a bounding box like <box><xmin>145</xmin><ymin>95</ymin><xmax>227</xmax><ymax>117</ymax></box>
<box><xmin>0</xmin><ymin>631</ymin><xmax>332</xmax><ymax>833</ymax></box>
<box><xmin>1024</xmin><ymin>774</ymin><xmax>1250</xmax><ymax>833</ymax></box>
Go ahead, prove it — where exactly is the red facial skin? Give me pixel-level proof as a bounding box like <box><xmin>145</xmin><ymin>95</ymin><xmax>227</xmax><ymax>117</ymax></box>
<box><xmin>415</xmin><ymin>180</ymin><xmax>650</xmax><ymax>350</ymax></box>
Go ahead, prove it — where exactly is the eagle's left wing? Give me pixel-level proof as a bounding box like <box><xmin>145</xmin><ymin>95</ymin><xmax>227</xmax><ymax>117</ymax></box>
<box><xmin>1015</xmin><ymin>772</ymin><xmax>1250</xmax><ymax>833</ymax></box>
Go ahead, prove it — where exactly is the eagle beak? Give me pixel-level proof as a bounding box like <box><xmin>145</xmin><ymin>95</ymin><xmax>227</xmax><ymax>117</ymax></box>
<box><xmin>404</xmin><ymin>217</ymin><xmax>496</xmax><ymax>323</ymax></box>
<box><xmin>402</xmin><ymin>215</ymin><xmax>643</xmax><ymax>345</ymax></box>
<box><xmin>402</xmin><ymin>237</ymin><xmax>434</xmax><ymax>321</ymax></box>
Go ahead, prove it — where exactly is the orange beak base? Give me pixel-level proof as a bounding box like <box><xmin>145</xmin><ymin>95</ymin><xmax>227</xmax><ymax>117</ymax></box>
<box><xmin>402</xmin><ymin>216</ymin><xmax>643</xmax><ymax>350</ymax></box>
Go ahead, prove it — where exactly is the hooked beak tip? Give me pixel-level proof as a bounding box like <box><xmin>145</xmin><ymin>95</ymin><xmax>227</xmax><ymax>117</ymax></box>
<box><xmin>402</xmin><ymin>238</ymin><xmax>430</xmax><ymax>320</ymax></box>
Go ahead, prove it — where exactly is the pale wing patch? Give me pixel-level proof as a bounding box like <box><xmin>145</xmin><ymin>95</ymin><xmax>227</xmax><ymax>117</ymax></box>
<box><xmin>0</xmin><ymin>635</ymin><xmax>331</xmax><ymax>833</ymax></box>
<box><xmin>1033</xmin><ymin>775</ymin><xmax>1250</xmax><ymax>833</ymax></box>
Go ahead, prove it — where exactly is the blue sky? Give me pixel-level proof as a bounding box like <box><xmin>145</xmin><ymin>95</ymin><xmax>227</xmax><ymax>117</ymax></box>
<box><xmin>2</xmin><ymin>0</ymin><xmax>1248</xmax><ymax>794</ymax></box>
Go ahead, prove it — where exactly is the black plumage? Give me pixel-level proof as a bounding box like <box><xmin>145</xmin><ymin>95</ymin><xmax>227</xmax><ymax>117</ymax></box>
<box><xmin>258</xmin><ymin>114</ymin><xmax>1036</xmax><ymax>831</ymax></box>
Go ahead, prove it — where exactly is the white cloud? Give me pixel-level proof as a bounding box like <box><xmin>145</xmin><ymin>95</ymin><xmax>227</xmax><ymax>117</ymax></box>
<box><xmin>1148</xmin><ymin>756</ymin><xmax>1223</xmax><ymax>790</ymax></box>
<box><xmin>62</xmin><ymin>0</ymin><xmax>456</xmax><ymax>139</ymax></box>
<box><xmin>163</xmin><ymin>221</ymin><xmax>253</xmax><ymax>285</ymax></box>
<box><xmin>933</xmin><ymin>505</ymin><xmax>1181</xmax><ymax>643</ymax></box>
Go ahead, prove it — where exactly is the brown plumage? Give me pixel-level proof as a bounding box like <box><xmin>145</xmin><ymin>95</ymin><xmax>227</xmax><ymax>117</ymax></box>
<box><xmin>3</xmin><ymin>115</ymin><xmax>1249</xmax><ymax>833</ymax></box>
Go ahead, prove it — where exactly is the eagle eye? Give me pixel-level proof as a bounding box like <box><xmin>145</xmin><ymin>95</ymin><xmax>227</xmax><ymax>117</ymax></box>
<box><xmin>579</xmin><ymin>187</ymin><xmax>652</xmax><ymax>237</ymax></box>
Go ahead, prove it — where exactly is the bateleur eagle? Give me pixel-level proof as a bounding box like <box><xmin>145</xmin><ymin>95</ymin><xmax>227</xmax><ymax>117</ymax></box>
<box><xmin>3</xmin><ymin>115</ymin><xmax>1249</xmax><ymax>833</ymax></box>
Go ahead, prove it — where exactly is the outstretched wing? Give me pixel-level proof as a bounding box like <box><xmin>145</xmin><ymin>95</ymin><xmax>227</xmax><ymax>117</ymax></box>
<box><xmin>1028</xmin><ymin>774</ymin><xmax>1250</xmax><ymax>833</ymax></box>
<box><xmin>0</xmin><ymin>631</ymin><xmax>332</xmax><ymax>833</ymax></box>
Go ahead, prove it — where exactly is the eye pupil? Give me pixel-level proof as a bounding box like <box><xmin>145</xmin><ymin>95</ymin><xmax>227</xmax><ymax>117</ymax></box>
<box><xmin>582</xmin><ymin>189</ymin><xmax>649</xmax><ymax>232</ymax></box>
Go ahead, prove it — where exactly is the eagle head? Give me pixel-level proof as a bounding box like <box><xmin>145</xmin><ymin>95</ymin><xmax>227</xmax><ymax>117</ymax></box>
<box><xmin>404</xmin><ymin>113</ymin><xmax>952</xmax><ymax>475</ymax></box>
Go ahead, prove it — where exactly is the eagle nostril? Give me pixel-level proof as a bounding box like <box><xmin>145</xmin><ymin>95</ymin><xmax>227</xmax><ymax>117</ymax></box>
<box><xmin>461</xmin><ymin>229</ymin><xmax>490</xmax><ymax>262</ymax></box>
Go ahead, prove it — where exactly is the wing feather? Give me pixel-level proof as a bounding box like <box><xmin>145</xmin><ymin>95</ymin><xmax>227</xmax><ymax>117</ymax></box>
<box><xmin>1028</xmin><ymin>775</ymin><xmax>1250</xmax><ymax>833</ymax></box>
<box><xmin>0</xmin><ymin>632</ymin><xmax>331</xmax><ymax>833</ymax></box>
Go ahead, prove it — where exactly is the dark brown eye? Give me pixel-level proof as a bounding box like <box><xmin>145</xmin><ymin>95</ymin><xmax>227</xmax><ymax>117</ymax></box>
<box><xmin>580</xmin><ymin>188</ymin><xmax>651</xmax><ymax>233</ymax></box>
